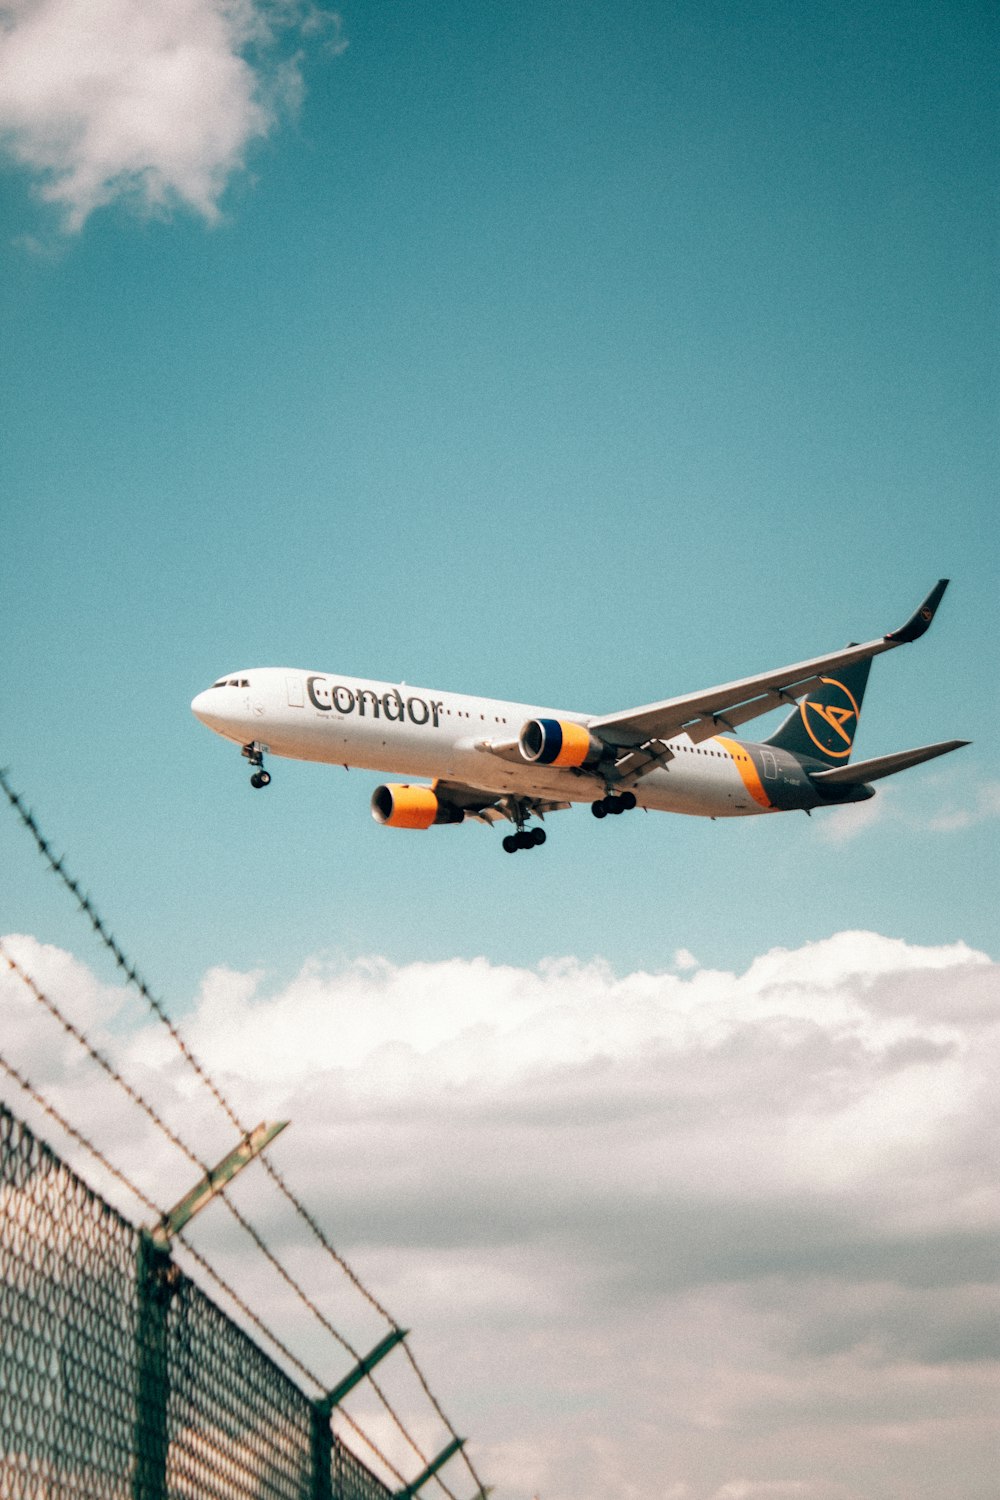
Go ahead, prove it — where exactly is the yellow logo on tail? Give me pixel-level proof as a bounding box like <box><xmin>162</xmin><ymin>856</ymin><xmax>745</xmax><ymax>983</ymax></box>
<box><xmin>801</xmin><ymin>678</ymin><xmax>860</xmax><ymax>759</ymax></box>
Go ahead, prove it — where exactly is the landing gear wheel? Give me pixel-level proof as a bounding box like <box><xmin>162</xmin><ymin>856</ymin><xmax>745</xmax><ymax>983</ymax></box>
<box><xmin>593</xmin><ymin>791</ymin><xmax>635</xmax><ymax>817</ymax></box>
<box><xmin>243</xmin><ymin>742</ymin><xmax>270</xmax><ymax>788</ymax></box>
<box><xmin>503</xmin><ymin>823</ymin><xmax>546</xmax><ymax>852</ymax></box>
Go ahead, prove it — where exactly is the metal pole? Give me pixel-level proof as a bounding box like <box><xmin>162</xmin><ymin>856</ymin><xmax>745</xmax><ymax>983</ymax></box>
<box><xmin>311</xmin><ymin>1403</ymin><xmax>334</xmax><ymax>1500</ymax></box>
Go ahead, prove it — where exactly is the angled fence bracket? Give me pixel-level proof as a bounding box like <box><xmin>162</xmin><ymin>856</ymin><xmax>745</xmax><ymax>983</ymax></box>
<box><xmin>395</xmin><ymin>1435</ymin><xmax>466</xmax><ymax>1498</ymax></box>
<box><xmin>150</xmin><ymin>1119</ymin><xmax>289</xmax><ymax>1247</ymax></box>
<box><xmin>318</xmin><ymin>1326</ymin><xmax>410</xmax><ymax>1417</ymax></box>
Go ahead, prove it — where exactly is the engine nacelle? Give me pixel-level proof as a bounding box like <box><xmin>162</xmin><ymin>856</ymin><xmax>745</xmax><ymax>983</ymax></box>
<box><xmin>371</xmin><ymin>784</ymin><xmax>464</xmax><ymax>829</ymax></box>
<box><xmin>519</xmin><ymin>718</ymin><xmax>604</xmax><ymax>768</ymax></box>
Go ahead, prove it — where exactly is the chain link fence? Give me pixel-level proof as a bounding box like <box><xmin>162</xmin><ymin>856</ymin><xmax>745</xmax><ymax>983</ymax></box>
<box><xmin>0</xmin><ymin>1103</ymin><xmax>393</xmax><ymax>1500</ymax></box>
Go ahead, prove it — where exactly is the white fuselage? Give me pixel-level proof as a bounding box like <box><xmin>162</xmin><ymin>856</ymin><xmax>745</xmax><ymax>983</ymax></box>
<box><xmin>191</xmin><ymin>669</ymin><xmax>776</xmax><ymax>819</ymax></box>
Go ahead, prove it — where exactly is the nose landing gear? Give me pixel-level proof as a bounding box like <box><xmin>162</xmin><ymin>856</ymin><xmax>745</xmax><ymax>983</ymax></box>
<box><xmin>242</xmin><ymin>742</ymin><xmax>271</xmax><ymax>789</ymax></box>
<box><xmin>591</xmin><ymin>791</ymin><xmax>637</xmax><ymax>818</ymax></box>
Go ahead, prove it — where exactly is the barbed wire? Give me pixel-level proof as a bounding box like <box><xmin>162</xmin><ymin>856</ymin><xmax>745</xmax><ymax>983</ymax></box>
<box><xmin>1</xmin><ymin>769</ymin><xmax>484</xmax><ymax>1498</ymax></box>
<box><xmin>1</xmin><ymin>767</ymin><xmax>392</xmax><ymax>1311</ymax></box>
<box><xmin>176</xmin><ymin>1236</ymin><xmax>327</xmax><ymax>1396</ymax></box>
<box><xmin>336</xmin><ymin>1405</ymin><xmax>409</xmax><ymax>1492</ymax></box>
<box><xmin>0</xmin><ymin>1046</ymin><xmax>163</xmax><ymax>1223</ymax></box>
<box><xmin>0</xmin><ymin>940</ymin><xmax>209</xmax><ymax>1181</ymax></box>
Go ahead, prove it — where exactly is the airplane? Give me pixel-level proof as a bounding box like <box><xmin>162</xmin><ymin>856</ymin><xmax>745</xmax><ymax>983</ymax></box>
<box><xmin>191</xmin><ymin>580</ymin><xmax>968</xmax><ymax>854</ymax></box>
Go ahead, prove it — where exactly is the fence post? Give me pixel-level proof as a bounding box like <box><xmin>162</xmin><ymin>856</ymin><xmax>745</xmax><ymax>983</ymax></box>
<box><xmin>130</xmin><ymin>1122</ymin><xmax>288</xmax><ymax>1499</ymax></box>
<box><xmin>312</xmin><ymin>1403</ymin><xmax>335</xmax><ymax>1500</ymax></box>
<box><xmin>132</xmin><ymin>1231</ymin><xmax>175</xmax><ymax>1500</ymax></box>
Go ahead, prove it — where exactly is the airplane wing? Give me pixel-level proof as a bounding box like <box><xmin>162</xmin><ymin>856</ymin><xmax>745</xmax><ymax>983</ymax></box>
<box><xmin>433</xmin><ymin>779</ymin><xmax>572</xmax><ymax>824</ymax></box>
<box><xmin>589</xmin><ymin>580</ymin><xmax>950</xmax><ymax>752</ymax></box>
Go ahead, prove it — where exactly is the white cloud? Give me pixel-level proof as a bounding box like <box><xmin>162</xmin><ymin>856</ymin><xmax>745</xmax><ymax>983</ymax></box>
<box><xmin>169</xmin><ymin>932</ymin><xmax>990</xmax><ymax>1110</ymax></box>
<box><xmin>926</xmin><ymin>779</ymin><xmax>1000</xmax><ymax>833</ymax></box>
<box><xmin>2</xmin><ymin>930</ymin><xmax>998</xmax><ymax>1500</ymax></box>
<box><xmin>0</xmin><ymin>0</ymin><xmax>343</xmax><ymax>230</ymax></box>
<box><xmin>0</xmin><ymin>931</ymin><xmax>123</xmax><ymax>1090</ymax></box>
<box><xmin>814</xmin><ymin>790</ymin><xmax>887</xmax><ymax>844</ymax></box>
<box><xmin>711</xmin><ymin>1484</ymin><xmax>812</xmax><ymax>1500</ymax></box>
<box><xmin>810</xmin><ymin>762</ymin><xmax>1000</xmax><ymax>847</ymax></box>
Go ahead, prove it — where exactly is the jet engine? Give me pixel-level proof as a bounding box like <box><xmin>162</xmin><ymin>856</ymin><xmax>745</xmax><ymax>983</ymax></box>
<box><xmin>371</xmin><ymin>784</ymin><xmax>464</xmax><ymax>829</ymax></box>
<box><xmin>519</xmin><ymin>718</ymin><xmax>604</xmax><ymax>768</ymax></box>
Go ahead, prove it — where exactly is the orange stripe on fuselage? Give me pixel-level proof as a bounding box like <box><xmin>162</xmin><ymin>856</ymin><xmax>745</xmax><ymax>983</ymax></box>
<box><xmin>716</xmin><ymin>736</ymin><xmax>772</xmax><ymax>810</ymax></box>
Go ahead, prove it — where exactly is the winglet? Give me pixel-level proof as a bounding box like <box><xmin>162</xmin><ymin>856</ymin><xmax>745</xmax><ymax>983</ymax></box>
<box><xmin>884</xmin><ymin>579</ymin><xmax>950</xmax><ymax>644</ymax></box>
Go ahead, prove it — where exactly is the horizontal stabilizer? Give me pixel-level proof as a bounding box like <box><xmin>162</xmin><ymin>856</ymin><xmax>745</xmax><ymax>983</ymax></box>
<box><xmin>809</xmin><ymin>739</ymin><xmax>969</xmax><ymax>787</ymax></box>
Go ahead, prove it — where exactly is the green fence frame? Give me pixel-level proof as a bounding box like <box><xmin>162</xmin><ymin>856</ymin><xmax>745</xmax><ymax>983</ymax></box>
<box><xmin>0</xmin><ymin>1102</ymin><xmax>393</xmax><ymax>1500</ymax></box>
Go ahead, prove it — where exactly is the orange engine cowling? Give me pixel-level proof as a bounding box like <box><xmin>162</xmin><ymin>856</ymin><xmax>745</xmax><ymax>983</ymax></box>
<box><xmin>519</xmin><ymin>718</ymin><xmax>603</xmax><ymax>768</ymax></box>
<box><xmin>371</xmin><ymin>784</ymin><xmax>464</xmax><ymax>829</ymax></box>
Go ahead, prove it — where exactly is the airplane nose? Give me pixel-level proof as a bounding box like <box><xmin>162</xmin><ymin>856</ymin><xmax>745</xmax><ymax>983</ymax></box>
<box><xmin>191</xmin><ymin>690</ymin><xmax>214</xmax><ymax>723</ymax></box>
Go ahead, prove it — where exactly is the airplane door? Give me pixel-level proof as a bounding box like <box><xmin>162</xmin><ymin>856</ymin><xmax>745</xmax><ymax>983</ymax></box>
<box><xmin>286</xmin><ymin>674</ymin><xmax>304</xmax><ymax>708</ymax></box>
<box><xmin>762</xmin><ymin>749</ymin><xmax>778</xmax><ymax>780</ymax></box>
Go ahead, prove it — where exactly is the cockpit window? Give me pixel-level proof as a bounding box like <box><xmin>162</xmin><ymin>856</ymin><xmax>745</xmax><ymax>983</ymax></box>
<box><xmin>210</xmin><ymin>676</ymin><xmax>250</xmax><ymax>688</ymax></box>
<box><xmin>212</xmin><ymin>679</ymin><xmax>227</xmax><ymax>688</ymax></box>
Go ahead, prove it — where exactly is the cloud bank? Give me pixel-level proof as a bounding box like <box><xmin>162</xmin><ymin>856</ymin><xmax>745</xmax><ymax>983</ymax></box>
<box><xmin>0</xmin><ymin>0</ymin><xmax>343</xmax><ymax>230</ymax></box>
<box><xmin>2</xmin><ymin>930</ymin><xmax>998</xmax><ymax>1499</ymax></box>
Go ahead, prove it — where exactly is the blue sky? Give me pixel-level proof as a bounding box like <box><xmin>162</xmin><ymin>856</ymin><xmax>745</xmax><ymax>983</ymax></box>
<box><xmin>1</xmin><ymin>0</ymin><xmax>995</xmax><ymax>998</ymax></box>
<box><xmin>1</xmin><ymin>5</ymin><xmax>998</xmax><ymax>1498</ymax></box>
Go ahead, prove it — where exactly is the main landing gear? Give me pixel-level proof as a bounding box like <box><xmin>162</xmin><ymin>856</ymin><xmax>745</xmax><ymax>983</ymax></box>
<box><xmin>242</xmin><ymin>742</ymin><xmax>271</xmax><ymax>789</ymax></box>
<box><xmin>501</xmin><ymin>799</ymin><xmax>547</xmax><ymax>853</ymax></box>
<box><xmin>502</xmin><ymin>827</ymin><xmax>547</xmax><ymax>854</ymax></box>
<box><xmin>591</xmin><ymin>791</ymin><xmax>637</xmax><ymax>818</ymax></box>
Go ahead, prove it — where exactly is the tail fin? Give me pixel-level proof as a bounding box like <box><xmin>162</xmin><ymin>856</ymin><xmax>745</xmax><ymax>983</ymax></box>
<box><xmin>764</xmin><ymin>657</ymin><xmax>872</xmax><ymax>765</ymax></box>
